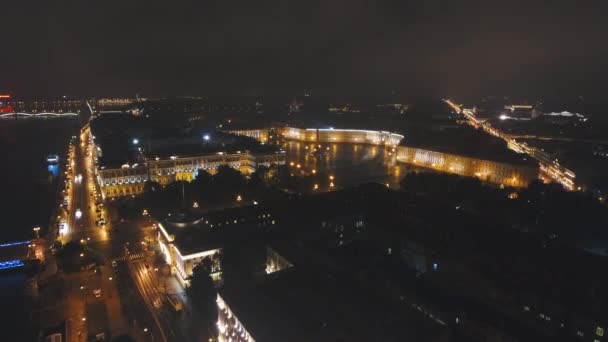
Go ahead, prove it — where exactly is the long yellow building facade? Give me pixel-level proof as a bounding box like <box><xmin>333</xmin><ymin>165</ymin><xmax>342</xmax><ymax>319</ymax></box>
<box><xmin>223</xmin><ymin>126</ymin><xmax>539</xmax><ymax>188</ymax></box>
<box><xmin>396</xmin><ymin>146</ymin><xmax>538</xmax><ymax>187</ymax></box>
<box><xmin>96</xmin><ymin>151</ymin><xmax>285</xmax><ymax>198</ymax></box>
<box><xmin>279</xmin><ymin>127</ymin><xmax>404</xmax><ymax>146</ymax></box>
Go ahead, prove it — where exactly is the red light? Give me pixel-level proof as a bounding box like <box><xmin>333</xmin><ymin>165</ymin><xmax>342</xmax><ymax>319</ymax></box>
<box><xmin>0</xmin><ymin>95</ymin><xmax>10</xmax><ymax>99</ymax></box>
<box><xmin>0</xmin><ymin>105</ymin><xmax>13</xmax><ymax>113</ymax></box>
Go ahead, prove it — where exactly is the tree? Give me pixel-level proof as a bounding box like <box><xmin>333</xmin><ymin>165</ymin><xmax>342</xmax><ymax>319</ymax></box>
<box><xmin>143</xmin><ymin>180</ymin><xmax>161</xmax><ymax>195</ymax></box>
<box><xmin>188</xmin><ymin>264</ymin><xmax>217</xmax><ymax>323</ymax></box>
<box><xmin>193</xmin><ymin>169</ymin><xmax>213</xmax><ymax>190</ymax></box>
<box><xmin>214</xmin><ymin>165</ymin><xmax>245</xmax><ymax>189</ymax></box>
<box><xmin>211</xmin><ymin>165</ymin><xmax>246</xmax><ymax>203</ymax></box>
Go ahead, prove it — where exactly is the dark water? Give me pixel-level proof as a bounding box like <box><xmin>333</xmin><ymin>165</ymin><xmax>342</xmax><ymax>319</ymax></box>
<box><xmin>0</xmin><ymin>118</ymin><xmax>80</xmax><ymax>341</ymax></box>
<box><xmin>0</xmin><ymin>272</ymin><xmax>28</xmax><ymax>340</ymax></box>
<box><xmin>0</xmin><ymin>118</ymin><xmax>80</xmax><ymax>241</ymax></box>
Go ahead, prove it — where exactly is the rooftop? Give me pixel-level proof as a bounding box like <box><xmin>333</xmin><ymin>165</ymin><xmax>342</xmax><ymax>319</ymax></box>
<box><xmin>401</xmin><ymin>124</ymin><xmax>536</xmax><ymax>166</ymax></box>
<box><xmin>220</xmin><ymin>261</ymin><xmax>447</xmax><ymax>342</ymax></box>
<box><xmin>162</xmin><ymin>205</ymin><xmax>273</xmax><ymax>256</ymax></box>
<box><xmin>90</xmin><ymin>114</ymin><xmax>280</xmax><ymax>168</ymax></box>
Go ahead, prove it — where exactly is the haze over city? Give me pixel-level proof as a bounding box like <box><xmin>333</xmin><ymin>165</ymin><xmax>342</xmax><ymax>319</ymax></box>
<box><xmin>2</xmin><ymin>1</ymin><xmax>608</xmax><ymax>342</ymax></box>
<box><xmin>3</xmin><ymin>1</ymin><xmax>608</xmax><ymax>98</ymax></box>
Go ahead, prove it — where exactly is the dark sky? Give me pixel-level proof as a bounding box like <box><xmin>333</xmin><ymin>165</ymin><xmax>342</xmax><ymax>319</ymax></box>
<box><xmin>2</xmin><ymin>0</ymin><xmax>607</xmax><ymax>98</ymax></box>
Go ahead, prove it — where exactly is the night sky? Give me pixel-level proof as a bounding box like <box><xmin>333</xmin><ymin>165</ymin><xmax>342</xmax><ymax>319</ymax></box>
<box><xmin>2</xmin><ymin>1</ymin><xmax>607</xmax><ymax>98</ymax></box>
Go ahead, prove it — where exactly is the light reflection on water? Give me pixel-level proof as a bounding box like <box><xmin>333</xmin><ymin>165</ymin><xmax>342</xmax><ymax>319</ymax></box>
<box><xmin>47</xmin><ymin>164</ymin><xmax>59</xmax><ymax>177</ymax></box>
<box><xmin>281</xmin><ymin>140</ymin><xmax>405</xmax><ymax>189</ymax></box>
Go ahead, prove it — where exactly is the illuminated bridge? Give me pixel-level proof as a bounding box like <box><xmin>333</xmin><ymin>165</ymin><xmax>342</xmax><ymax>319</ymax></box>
<box><xmin>0</xmin><ymin>112</ymin><xmax>80</xmax><ymax>119</ymax></box>
<box><xmin>0</xmin><ymin>240</ymin><xmax>30</xmax><ymax>271</ymax></box>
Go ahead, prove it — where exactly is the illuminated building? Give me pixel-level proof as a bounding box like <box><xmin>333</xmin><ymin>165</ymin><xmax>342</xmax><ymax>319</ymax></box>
<box><xmin>96</xmin><ymin>151</ymin><xmax>284</xmax><ymax>198</ymax></box>
<box><xmin>157</xmin><ymin>206</ymin><xmax>276</xmax><ymax>284</ymax></box>
<box><xmin>216</xmin><ymin>294</ymin><xmax>255</xmax><ymax>342</ymax></box>
<box><xmin>501</xmin><ymin>104</ymin><xmax>539</xmax><ymax>120</ymax></box>
<box><xmin>97</xmin><ymin>98</ymin><xmax>136</xmax><ymax>107</ymax></box>
<box><xmin>157</xmin><ymin>221</ymin><xmax>222</xmax><ymax>285</ymax></box>
<box><xmin>396</xmin><ymin>146</ymin><xmax>538</xmax><ymax>187</ymax></box>
<box><xmin>89</xmin><ymin>115</ymin><xmax>285</xmax><ymax>198</ymax></box>
<box><xmin>227</xmin><ymin>127</ymin><xmax>403</xmax><ymax>146</ymax></box>
<box><xmin>225</xmin><ymin>129</ymin><xmax>270</xmax><ymax>143</ymax></box>
<box><xmin>281</xmin><ymin>127</ymin><xmax>403</xmax><ymax>145</ymax></box>
<box><xmin>265</xmin><ymin>246</ymin><xmax>293</xmax><ymax>274</ymax></box>
<box><xmin>0</xmin><ymin>94</ymin><xmax>14</xmax><ymax>113</ymax></box>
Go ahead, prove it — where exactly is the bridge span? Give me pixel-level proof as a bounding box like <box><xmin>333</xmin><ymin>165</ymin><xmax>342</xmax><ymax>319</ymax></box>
<box><xmin>0</xmin><ymin>112</ymin><xmax>80</xmax><ymax>119</ymax></box>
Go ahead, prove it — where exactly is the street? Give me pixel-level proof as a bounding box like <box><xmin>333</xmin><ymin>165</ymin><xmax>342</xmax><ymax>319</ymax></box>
<box><xmin>47</xmin><ymin>123</ymin><xmax>217</xmax><ymax>342</ymax></box>
<box><xmin>444</xmin><ymin>99</ymin><xmax>577</xmax><ymax>190</ymax></box>
<box><xmin>57</xmin><ymin>125</ymin><xmax>155</xmax><ymax>341</ymax></box>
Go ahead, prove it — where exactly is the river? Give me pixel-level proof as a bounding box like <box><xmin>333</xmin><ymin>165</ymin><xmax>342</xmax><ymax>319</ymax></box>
<box><xmin>0</xmin><ymin>117</ymin><xmax>80</xmax><ymax>341</ymax></box>
<box><xmin>0</xmin><ymin>118</ymin><xmax>80</xmax><ymax>241</ymax></box>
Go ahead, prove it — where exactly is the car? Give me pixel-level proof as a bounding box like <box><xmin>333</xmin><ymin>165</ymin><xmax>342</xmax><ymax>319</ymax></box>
<box><xmin>111</xmin><ymin>260</ymin><xmax>118</xmax><ymax>268</ymax></box>
<box><xmin>93</xmin><ymin>289</ymin><xmax>101</xmax><ymax>298</ymax></box>
<box><xmin>75</xmin><ymin>209</ymin><xmax>82</xmax><ymax>219</ymax></box>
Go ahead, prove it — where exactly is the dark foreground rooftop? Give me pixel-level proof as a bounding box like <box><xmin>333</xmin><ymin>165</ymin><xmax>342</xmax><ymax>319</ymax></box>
<box><xmin>220</xmin><ymin>265</ymin><xmax>448</xmax><ymax>342</ymax></box>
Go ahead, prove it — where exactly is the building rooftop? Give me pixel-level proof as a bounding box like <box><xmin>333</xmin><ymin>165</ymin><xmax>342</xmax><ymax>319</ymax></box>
<box><xmin>220</xmin><ymin>263</ymin><xmax>447</xmax><ymax>342</ymax></box>
<box><xmin>143</xmin><ymin>131</ymin><xmax>279</xmax><ymax>160</ymax></box>
<box><xmin>401</xmin><ymin>124</ymin><xmax>536</xmax><ymax>166</ymax></box>
<box><xmin>161</xmin><ymin>205</ymin><xmax>273</xmax><ymax>256</ymax></box>
<box><xmin>90</xmin><ymin>114</ymin><xmax>280</xmax><ymax>168</ymax></box>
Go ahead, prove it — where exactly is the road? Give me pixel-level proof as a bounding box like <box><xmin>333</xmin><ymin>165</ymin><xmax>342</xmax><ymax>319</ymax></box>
<box><xmin>59</xmin><ymin>123</ymin><xmax>217</xmax><ymax>342</ymax></box>
<box><xmin>444</xmin><ymin>99</ymin><xmax>577</xmax><ymax>191</ymax></box>
<box><xmin>58</xmin><ymin>124</ymin><xmax>157</xmax><ymax>341</ymax></box>
<box><xmin>129</xmin><ymin>260</ymin><xmax>185</xmax><ymax>342</ymax></box>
